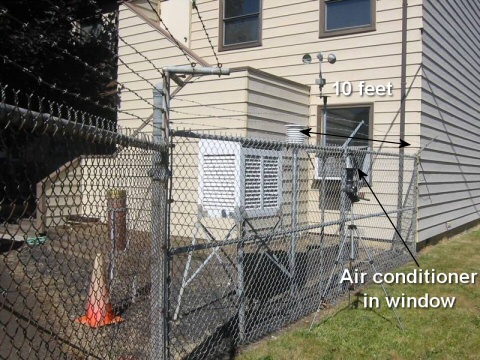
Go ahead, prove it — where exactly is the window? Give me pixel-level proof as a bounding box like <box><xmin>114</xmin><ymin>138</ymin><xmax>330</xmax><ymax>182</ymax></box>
<box><xmin>315</xmin><ymin>104</ymin><xmax>372</xmax><ymax>180</ymax></box>
<box><xmin>314</xmin><ymin>105</ymin><xmax>373</xmax><ymax>209</ymax></box>
<box><xmin>78</xmin><ymin>19</ymin><xmax>103</xmax><ymax>43</ymax></box>
<box><xmin>318</xmin><ymin>104</ymin><xmax>372</xmax><ymax>147</ymax></box>
<box><xmin>219</xmin><ymin>0</ymin><xmax>262</xmax><ymax>51</ymax></box>
<box><xmin>319</xmin><ymin>0</ymin><xmax>376</xmax><ymax>38</ymax></box>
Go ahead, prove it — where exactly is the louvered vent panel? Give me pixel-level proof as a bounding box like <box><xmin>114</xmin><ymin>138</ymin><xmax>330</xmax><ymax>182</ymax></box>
<box><xmin>263</xmin><ymin>156</ymin><xmax>279</xmax><ymax>209</ymax></box>
<box><xmin>202</xmin><ymin>154</ymin><xmax>236</xmax><ymax>211</ymax></box>
<box><xmin>244</xmin><ymin>155</ymin><xmax>262</xmax><ymax>210</ymax></box>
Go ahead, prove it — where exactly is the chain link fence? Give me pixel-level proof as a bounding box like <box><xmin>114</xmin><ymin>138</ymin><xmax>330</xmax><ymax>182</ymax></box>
<box><xmin>0</xmin><ymin>84</ymin><xmax>162</xmax><ymax>359</ymax></box>
<box><xmin>167</xmin><ymin>131</ymin><xmax>417</xmax><ymax>359</ymax></box>
<box><xmin>1</xmin><ymin>84</ymin><xmax>417</xmax><ymax>359</ymax></box>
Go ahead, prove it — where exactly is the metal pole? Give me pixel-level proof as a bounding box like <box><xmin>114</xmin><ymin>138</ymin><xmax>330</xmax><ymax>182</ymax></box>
<box><xmin>320</xmin><ymin>96</ymin><xmax>328</xmax><ymax>233</ymax></box>
<box><xmin>320</xmin><ymin>95</ymin><xmax>328</xmax><ymax>284</ymax></box>
<box><xmin>413</xmin><ymin>155</ymin><xmax>419</xmax><ymax>248</ymax></box>
<box><xmin>151</xmin><ymin>83</ymin><xmax>168</xmax><ymax>360</ymax></box>
<box><xmin>289</xmin><ymin>147</ymin><xmax>299</xmax><ymax>310</ymax></box>
<box><xmin>396</xmin><ymin>0</ymin><xmax>408</xmax><ymax>248</ymax></box>
<box><xmin>237</xmin><ymin>219</ymin><xmax>246</xmax><ymax>342</ymax></box>
<box><xmin>338</xmin><ymin>122</ymin><xmax>363</xmax><ymax>267</ymax></box>
<box><xmin>322</xmin><ymin>96</ymin><xmax>328</xmax><ymax>147</ymax></box>
<box><xmin>339</xmin><ymin>151</ymin><xmax>349</xmax><ymax>268</ymax></box>
<box><xmin>150</xmin><ymin>66</ymin><xmax>231</xmax><ymax>357</ymax></box>
<box><xmin>349</xmin><ymin>210</ymin><xmax>355</xmax><ymax>262</ymax></box>
<box><xmin>162</xmin><ymin>74</ymin><xmax>172</xmax><ymax>360</ymax></box>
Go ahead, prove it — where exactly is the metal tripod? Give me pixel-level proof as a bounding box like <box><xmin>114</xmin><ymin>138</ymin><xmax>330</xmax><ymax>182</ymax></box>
<box><xmin>310</xmin><ymin>202</ymin><xmax>405</xmax><ymax>331</ymax></box>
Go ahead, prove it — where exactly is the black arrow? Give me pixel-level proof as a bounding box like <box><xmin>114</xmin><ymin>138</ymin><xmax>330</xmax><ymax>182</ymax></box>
<box><xmin>358</xmin><ymin>169</ymin><xmax>420</xmax><ymax>267</ymax></box>
<box><xmin>300</xmin><ymin>128</ymin><xmax>410</xmax><ymax>148</ymax></box>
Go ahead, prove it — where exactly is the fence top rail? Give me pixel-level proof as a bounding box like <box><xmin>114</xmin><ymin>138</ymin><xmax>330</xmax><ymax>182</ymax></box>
<box><xmin>171</xmin><ymin>129</ymin><xmax>418</xmax><ymax>160</ymax></box>
<box><xmin>0</xmin><ymin>102</ymin><xmax>163</xmax><ymax>152</ymax></box>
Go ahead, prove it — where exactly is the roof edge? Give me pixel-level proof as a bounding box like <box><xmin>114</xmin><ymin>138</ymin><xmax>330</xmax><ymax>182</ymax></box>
<box><xmin>123</xmin><ymin>2</ymin><xmax>210</xmax><ymax>67</ymax></box>
<box><xmin>231</xmin><ymin>66</ymin><xmax>310</xmax><ymax>92</ymax></box>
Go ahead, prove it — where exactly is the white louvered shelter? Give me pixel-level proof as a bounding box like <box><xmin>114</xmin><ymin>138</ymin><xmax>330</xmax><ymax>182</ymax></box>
<box><xmin>198</xmin><ymin>139</ymin><xmax>282</xmax><ymax>219</ymax></box>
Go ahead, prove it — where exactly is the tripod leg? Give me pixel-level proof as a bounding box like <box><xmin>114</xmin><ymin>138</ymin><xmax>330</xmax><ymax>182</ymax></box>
<box><xmin>309</xmin><ymin>229</ymin><xmax>349</xmax><ymax>331</ymax></box>
<box><xmin>355</xmin><ymin>228</ymin><xmax>405</xmax><ymax>331</ymax></box>
<box><xmin>347</xmin><ymin>224</ymin><xmax>357</xmax><ymax>303</ymax></box>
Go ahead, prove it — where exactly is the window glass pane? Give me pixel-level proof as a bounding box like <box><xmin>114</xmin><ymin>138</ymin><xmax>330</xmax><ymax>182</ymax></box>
<box><xmin>325</xmin><ymin>107</ymin><xmax>370</xmax><ymax>147</ymax></box>
<box><xmin>79</xmin><ymin>19</ymin><xmax>103</xmax><ymax>42</ymax></box>
<box><xmin>225</xmin><ymin>0</ymin><xmax>260</xmax><ymax>18</ymax></box>
<box><xmin>325</xmin><ymin>0</ymin><xmax>371</xmax><ymax>31</ymax></box>
<box><xmin>224</xmin><ymin>16</ymin><xmax>259</xmax><ymax>45</ymax></box>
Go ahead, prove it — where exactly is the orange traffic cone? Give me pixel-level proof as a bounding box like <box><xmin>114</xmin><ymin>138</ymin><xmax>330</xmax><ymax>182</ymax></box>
<box><xmin>75</xmin><ymin>253</ymin><xmax>123</xmax><ymax>328</ymax></box>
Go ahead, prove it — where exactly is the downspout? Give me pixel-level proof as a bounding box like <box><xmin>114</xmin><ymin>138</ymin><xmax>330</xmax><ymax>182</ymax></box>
<box><xmin>396</xmin><ymin>0</ymin><xmax>408</xmax><ymax>247</ymax></box>
<box><xmin>400</xmin><ymin>0</ymin><xmax>408</xmax><ymax>144</ymax></box>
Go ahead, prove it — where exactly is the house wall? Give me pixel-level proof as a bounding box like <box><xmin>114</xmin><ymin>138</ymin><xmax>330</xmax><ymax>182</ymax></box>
<box><xmin>183</xmin><ymin>0</ymin><xmax>422</xmax><ymax>244</ymax></box>
<box><xmin>161</xmin><ymin>0</ymin><xmax>191</xmax><ymax>46</ymax></box>
<box><xmin>168</xmin><ymin>69</ymin><xmax>310</xmax><ymax>241</ymax></box>
<box><xmin>118</xmin><ymin>4</ymin><xmax>312</xmax><ymax>137</ymax></box>
<box><xmin>188</xmin><ymin>0</ymin><xmax>424</xmax><ymax>154</ymax></box>
<box><xmin>114</xmin><ymin>1</ymin><xmax>422</xmax><ymax>245</ymax></box>
<box><xmin>244</xmin><ymin>68</ymin><xmax>310</xmax><ymax>139</ymax></box>
<box><xmin>167</xmin><ymin>70</ymin><xmax>249</xmax><ymax>135</ymax></box>
<box><xmin>36</xmin><ymin>160</ymin><xmax>82</xmax><ymax>230</ymax></box>
<box><xmin>117</xmin><ymin>3</ymin><xmax>202</xmax><ymax>133</ymax></box>
<box><xmin>419</xmin><ymin>0</ymin><xmax>480</xmax><ymax>242</ymax></box>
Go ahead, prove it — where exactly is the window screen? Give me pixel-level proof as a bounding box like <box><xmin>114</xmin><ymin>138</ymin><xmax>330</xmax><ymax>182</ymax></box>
<box><xmin>324</xmin><ymin>106</ymin><xmax>371</xmax><ymax>147</ymax></box>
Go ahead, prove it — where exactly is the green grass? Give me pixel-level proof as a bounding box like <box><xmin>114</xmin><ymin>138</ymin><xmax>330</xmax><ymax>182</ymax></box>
<box><xmin>238</xmin><ymin>230</ymin><xmax>480</xmax><ymax>360</ymax></box>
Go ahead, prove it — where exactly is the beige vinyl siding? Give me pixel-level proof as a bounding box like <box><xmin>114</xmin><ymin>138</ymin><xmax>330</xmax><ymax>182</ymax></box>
<box><xmin>167</xmin><ymin>69</ymin><xmax>310</xmax><ymax>240</ymax></box>
<box><xmin>245</xmin><ymin>68</ymin><xmax>310</xmax><ymax>139</ymax></box>
<box><xmin>117</xmin><ymin>5</ymin><xmax>197</xmax><ymax>132</ymax></box>
<box><xmin>418</xmin><ymin>0</ymin><xmax>480</xmax><ymax>242</ymax></box>
<box><xmin>113</xmin><ymin>1</ymin><xmax>422</xmax><ymax>245</ymax></box>
<box><xmin>189</xmin><ymin>0</ymin><xmax>423</xmax><ymax>152</ymax></box>
<box><xmin>189</xmin><ymin>0</ymin><xmax>421</xmax><ymax>243</ymax></box>
<box><xmin>165</xmin><ymin>67</ymin><xmax>310</xmax><ymax>136</ymax></box>
<box><xmin>169</xmin><ymin>71</ymin><xmax>249</xmax><ymax>135</ymax></box>
<box><xmin>37</xmin><ymin>160</ymin><xmax>82</xmax><ymax>229</ymax></box>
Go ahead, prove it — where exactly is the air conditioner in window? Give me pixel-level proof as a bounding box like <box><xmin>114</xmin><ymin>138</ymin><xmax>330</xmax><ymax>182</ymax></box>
<box><xmin>198</xmin><ymin>139</ymin><xmax>282</xmax><ymax>219</ymax></box>
<box><xmin>314</xmin><ymin>147</ymin><xmax>371</xmax><ymax>181</ymax></box>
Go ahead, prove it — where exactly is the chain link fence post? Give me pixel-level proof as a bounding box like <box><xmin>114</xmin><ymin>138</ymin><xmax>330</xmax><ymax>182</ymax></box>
<box><xmin>151</xmin><ymin>84</ymin><xmax>169</xmax><ymax>360</ymax></box>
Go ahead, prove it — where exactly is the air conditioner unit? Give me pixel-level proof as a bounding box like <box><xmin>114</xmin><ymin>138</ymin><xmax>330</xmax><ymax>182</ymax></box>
<box><xmin>198</xmin><ymin>139</ymin><xmax>283</xmax><ymax>219</ymax></box>
<box><xmin>314</xmin><ymin>147</ymin><xmax>371</xmax><ymax>181</ymax></box>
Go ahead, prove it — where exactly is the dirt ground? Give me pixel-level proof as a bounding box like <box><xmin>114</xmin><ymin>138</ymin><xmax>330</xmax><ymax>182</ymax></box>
<box><xmin>1</xmin><ymin>220</ymin><xmax>409</xmax><ymax>359</ymax></box>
